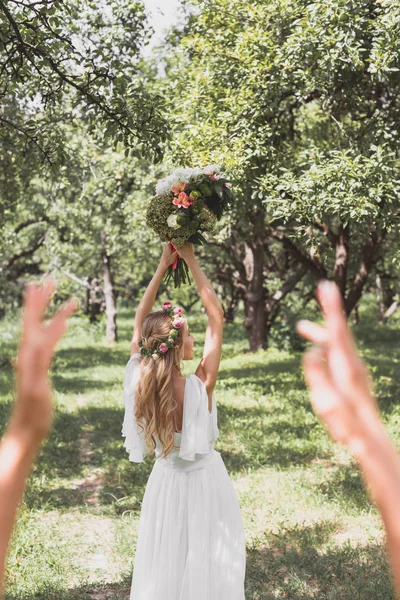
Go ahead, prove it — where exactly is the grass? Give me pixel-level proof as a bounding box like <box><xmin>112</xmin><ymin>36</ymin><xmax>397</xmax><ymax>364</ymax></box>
<box><xmin>1</xmin><ymin>299</ymin><xmax>400</xmax><ymax>599</ymax></box>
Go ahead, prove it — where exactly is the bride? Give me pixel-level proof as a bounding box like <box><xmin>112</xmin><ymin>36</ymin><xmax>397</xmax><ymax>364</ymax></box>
<box><xmin>122</xmin><ymin>242</ymin><xmax>246</xmax><ymax>599</ymax></box>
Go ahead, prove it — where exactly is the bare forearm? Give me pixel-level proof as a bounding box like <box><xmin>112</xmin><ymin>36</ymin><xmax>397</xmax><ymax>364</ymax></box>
<box><xmin>355</xmin><ymin>425</ymin><xmax>400</xmax><ymax>596</ymax></box>
<box><xmin>0</xmin><ymin>422</ymin><xmax>42</xmax><ymax>592</ymax></box>
<box><xmin>134</xmin><ymin>263</ymin><xmax>167</xmax><ymax>327</ymax></box>
<box><xmin>185</xmin><ymin>256</ymin><xmax>223</xmax><ymax>317</ymax></box>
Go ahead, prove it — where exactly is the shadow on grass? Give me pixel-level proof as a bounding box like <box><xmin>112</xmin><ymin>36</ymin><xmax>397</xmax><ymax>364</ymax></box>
<box><xmin>245</xmin><ymin>521</ymin><xmax>394</xmax><ymax>600</ymax></box>
<box><xmin>6</xmin><ymin>522</ymin><xmax>394</xmax><ymax>600</ymax></box>
<box><xmin>55</xmin><ymin>347</ymin><xmax>130</xmax><ymax>371</ymax></box>
<box><xmin>5</xmin><ymin>576</ymin><xmax>132</xmax><ymax>600</ymax></box>
<box><xmin>217</xmin><ymin>401</ymin><xmax>329</xmax><ymax>473</ymax></box>
<box><xmin>24</xmin><ymin>405</ymin><xmax>153</xmax><ymax>511</ymax></box>
<box><xmin>51</xmin><ymin>374</ymin><xmax>120</xmax><ymax>394</ymax></box>
<box><xmin>315</xmin><ymin>463</ymin><xmax>371</xmax><ymax>512</ymax></box>
<box><xmin>218</xmin><ymin>356</ymin><xmax>304</xmax><ymax>394</ymax></box>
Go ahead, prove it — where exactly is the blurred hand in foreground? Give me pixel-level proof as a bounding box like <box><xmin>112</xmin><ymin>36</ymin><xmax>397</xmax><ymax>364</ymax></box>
<box><xmin>0</xmin><ymin>281</ymin><xmax>76</xmax><ymax>594</ymax></box>
<box><xmin>296</xmin><ymin>280</ymin><xmax>379</xmax><ymax>455</ymax></box>
<box><xmin>297</xmin><ymin>280</ymin><xmax>400</xmax><ymax>598</ymax></box>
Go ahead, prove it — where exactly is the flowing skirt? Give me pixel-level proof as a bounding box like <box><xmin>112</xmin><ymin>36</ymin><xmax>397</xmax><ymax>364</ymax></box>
<box><xmin>130</xmin><ymin>450</ymin><xmax>246</xmax><ymax>600</ymax></box>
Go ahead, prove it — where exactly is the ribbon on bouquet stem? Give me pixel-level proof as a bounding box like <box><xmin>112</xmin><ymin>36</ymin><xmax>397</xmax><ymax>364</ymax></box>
<box><xmin>169</xmin><ymin>241</ymin><xmax>179</xmax><ymax>271</ymax></box>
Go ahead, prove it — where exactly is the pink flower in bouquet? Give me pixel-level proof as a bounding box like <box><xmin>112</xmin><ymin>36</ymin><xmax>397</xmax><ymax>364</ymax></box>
<box><xmin>173</xmin><ymin>318</ymin><xmax>184</xmax><ymax>329</ymax></box>
<box><xmin>162</xmin><ymin>301</ymin><xmax>173</xmax><ymax>311</ymax></box>
<box><xmin>159</xmin><ymin>343</ymin><xmax>169</xmax><ymax>353</ymax></box>
<box><xmin>173</xmin><ymin>192</ymin><xmax>191</xmax><ymax>209</ymax></box>
<box><xmin>203</xmin><ymin>166</ymin><xmax>215</xmax><ymax>176</ymax></box>
<box><xmin>203</xmin><ymin>166</ymin><xmax>219</xmax><ymax>181</ymax></box>
<box><xmin>171</xmin><ymin>181</ymin><xmax>187</xmax><ymax>195</ymax></box>
<box><xmin>225</xmin><ymin>182</ymin><xmax>231</xmax><ymax>189</ymax></box>
<box><xmin>173</xmin><ymin>307</ymin><xmax>183</xmax><ymax>316</ymax></box>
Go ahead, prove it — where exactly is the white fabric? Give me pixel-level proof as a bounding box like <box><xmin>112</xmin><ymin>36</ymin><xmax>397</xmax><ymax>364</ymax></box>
<box><xmin>122</xmin><ymin>353</ymin><xmax>147</xmax><ymax>463</ymax></box>
<box><xmin>121</xmin><ymin>353</ymin><xmax>220</xmax><ymax>463</ymax></box>
<box><xmin>121</xmin><ymin>353</ymin><xmax>246</xmax><ymax>600</ymax></box>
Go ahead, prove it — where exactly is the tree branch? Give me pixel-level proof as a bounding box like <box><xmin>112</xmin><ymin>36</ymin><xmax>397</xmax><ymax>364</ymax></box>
<box><xmin>1</xmin><ymin>230</ymin><xmax>48</xmax><ymax>270</ymax></box>
<box><xmin>266</xmin><ymin>227</ymin><xmax>328</xmax><ymax>279</ymax></box>
<box><xmin>14</xmin><ymin>216</ymin><xmax>49</xmax><ymax>234</ymax></box>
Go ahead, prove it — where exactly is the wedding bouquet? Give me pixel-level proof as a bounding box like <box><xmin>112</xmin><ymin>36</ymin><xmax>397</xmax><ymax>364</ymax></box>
<box><xmin>147</xmin><ymin>165</ymin><xmax>234</xmax><ymax>287</ymax></box>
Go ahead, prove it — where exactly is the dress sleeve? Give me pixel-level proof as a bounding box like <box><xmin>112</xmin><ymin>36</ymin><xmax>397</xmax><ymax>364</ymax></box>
<box><xmin>121</xmin><ymin>353</ymin><xmax>147</xmax><ymax>463</ymax></box>
<box><xmin>179</xmin><ymin>374</ymin><xmax>217</xmax><ymax>461</ymax></box>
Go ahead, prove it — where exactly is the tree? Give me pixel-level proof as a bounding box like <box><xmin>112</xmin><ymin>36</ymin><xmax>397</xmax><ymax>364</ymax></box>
<box><xmin>0</xmin><ymin>0</ymin><xmax>168</xmax><ymax>172</ymax></box>
<box><xmin>0</xmin><ymin>0</ymin><xmax>169</xmax><ymax>334</ymax></box>
<box><xmin>159</xmin><ymin>0</ymin><xmax>400</xmax><ymax>350</ymax></box>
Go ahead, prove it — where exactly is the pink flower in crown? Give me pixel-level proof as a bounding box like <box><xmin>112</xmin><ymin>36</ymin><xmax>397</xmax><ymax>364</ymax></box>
<box><xmin>171</xmin><ymin>181</ymin><xmax>187</xmax><ymax>195</ymax></box>
<box><xmin>210</xmin><ymin>175</ymin><xmax>219</xmax><ymax>181</ymax></box>
<box><xmin>162</xmin><ymin>301</ymin><xmax>173</xmax><ymax>311</ymax></box>
<box><xmin>173</xmin><ymin>192</ymin><xmax>191</xmax><ymax>209</ymax></box>
<box><xmin>173</xmin><ymin>307</ymin><xmax>183</xmax><ymax>316</ymax></box>
<box><xmin>173</xmin><ymin>318</ymin><xmax>184</xmax><ymax>329</ymax></box>
<box><xmin>159</xmin><ymin>343</ymin><xmax>169</xmax><ymax>353</ymax></box>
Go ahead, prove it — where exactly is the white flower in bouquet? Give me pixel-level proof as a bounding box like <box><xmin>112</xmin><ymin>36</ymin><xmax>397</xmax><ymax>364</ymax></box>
<box><xmin>155</xmin><ymin>167</ymin><xmax>205</xmax><ymax>196</ymax></box>
<box><xmin>167</xmin><ymin>213</ymin><xmax>180</xmax><ymax>230</ymax></box>
<box><xmin>174</xmin><ymin>167</ymin><xmax>202</xmax><ymax>181</ymax></box>
<box><xmin>155</xmin><ymin>175</ymin><xmax>178</xmax><ymax>196</ymax></box>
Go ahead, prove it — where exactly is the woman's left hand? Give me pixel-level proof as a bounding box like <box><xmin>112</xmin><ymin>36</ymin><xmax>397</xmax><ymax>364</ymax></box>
<box><xmin>160</xmin><ymin>243</ymin><xmax>178</xmax><ymax>269</ymax></box>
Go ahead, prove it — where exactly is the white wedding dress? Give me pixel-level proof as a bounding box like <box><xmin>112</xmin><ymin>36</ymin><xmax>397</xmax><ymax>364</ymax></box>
<box><xmin>122</xmin><ymin>353</ymin><xmax>246</xmax><ymax>600</ymax></box>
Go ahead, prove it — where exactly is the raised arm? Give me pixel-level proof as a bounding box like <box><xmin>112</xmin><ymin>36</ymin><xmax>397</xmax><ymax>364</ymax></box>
<box><xmin>130</xmin><ymin>244</ymin><xmax>177</xmax><ymax>356</ymax></box>
<box><xmin>0</xmin><ymin>281</ymin><xmax>76</xmax><ymax>595</ymax></box>
<box><xmin>177</xmin><ymin>243</ymin><xmax>224</xmax><ymax>409</ymax></box>
<box><xmin>297</xmin><ymin>281</ymin><xmax>400</xmax><ymax>598</ymax></box>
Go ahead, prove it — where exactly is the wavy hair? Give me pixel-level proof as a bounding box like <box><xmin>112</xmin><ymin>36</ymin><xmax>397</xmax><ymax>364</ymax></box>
<box><xmin>134</xmin><ymin>311</ymin><xmax>187</xmax><ymax>459</ymax></box>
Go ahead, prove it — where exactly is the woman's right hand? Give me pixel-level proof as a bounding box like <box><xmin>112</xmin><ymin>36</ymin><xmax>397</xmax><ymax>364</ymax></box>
<box><xmin>14</xmin><ymin>280</ymin><xmax>77</xmax><ymax>441</ymax></box>
<box><xmin>176</xmin><ymin>242</ymin><xmax>195</xmax><ymax>261</ymax></box>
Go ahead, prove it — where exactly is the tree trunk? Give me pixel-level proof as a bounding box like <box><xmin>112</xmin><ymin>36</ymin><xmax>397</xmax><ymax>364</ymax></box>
<box><xmin>264</xmin><ymin>266</ymin><xmax>307</xmax><ymax>345</ymax></box>
<box><xmin>101</xmin><ymin>231</ymin><xmax>118</xmax><ymax>343</ymax></box>
<box><xmin>345</xmin><ymin>230</ymin><xmax>383</xmax><ymax>316</ymax></box>
<box><xmin>85</xmin><ymin>277</ymin><xmax>104</xmax><ymax>323</ymax></box>
<box><xmin>384</xmin><ymin>297</ymin><xmax>399</xmax><ymax>323</ymax></box>
<box><xmin>224</xmin><ymin>297</ymin><xmax>238</xmax><ymax>324</ymax></box>
<box><xmin>375</xmin><ymin>274</ymin><xmax>386</xmax><ymax>324</ymax></box>
<box><xmin>222</xmin><ymin>284</ymin><xmax>240</xmax><ymax>324</ymax></box>
<box><xmin>334</xmin><ymin>224</ymin><xmax>350</xmax><ymax>296</ymax></box>
<box><xmin>243</xmin><ymin>241</ymin><xmax>265</xmax><ymax>351</ymax></box>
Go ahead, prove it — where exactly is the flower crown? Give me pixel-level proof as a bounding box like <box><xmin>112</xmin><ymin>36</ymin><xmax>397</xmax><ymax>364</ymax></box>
<box><xmin>139</xmin><ymin>302</ymin><xmax>185</xmax><ymax>361</ymax></box>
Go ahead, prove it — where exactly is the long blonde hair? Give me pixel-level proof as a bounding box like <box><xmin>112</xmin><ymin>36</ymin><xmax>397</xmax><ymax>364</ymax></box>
<box><xmin>135</xmin><ymin>311</ymin><xmax>187</xmax><ymax>459</ymax></box>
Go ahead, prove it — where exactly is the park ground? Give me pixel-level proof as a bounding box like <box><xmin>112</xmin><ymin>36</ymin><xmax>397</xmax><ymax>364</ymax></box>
<box><xmin>1</xmin><ymin>299</ymin><xmax>399</xmax><ymax>600</ymax></box>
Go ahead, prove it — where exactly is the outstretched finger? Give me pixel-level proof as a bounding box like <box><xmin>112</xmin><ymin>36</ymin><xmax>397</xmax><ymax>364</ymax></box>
<box><xmin>302</xmin><ymin>346</ymin><xmax>340</xmax><ymax>418</ymax></box>
<box><xmin>22</xmin><ymin>280</ymin><xmax>55</xmax><ymax>339</ymax></box>
<box><xmin>316</xmin><ymin>281</ymin><xmax>355</xmax><ymax>354</ymax></box>
<box><xmin>43</xmin><ymin>299</ymin><xmax>78</xmax><ymax>351</ymax></box>
<box><xmin>303</xmin><ymin>346</ymin><xmax>354</xmax><ymax>445</ymax></box>
<box><xmin>296</xmin><ymin>320</ymin><xmax>328</xmax><ymax>345</ymax></box>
